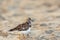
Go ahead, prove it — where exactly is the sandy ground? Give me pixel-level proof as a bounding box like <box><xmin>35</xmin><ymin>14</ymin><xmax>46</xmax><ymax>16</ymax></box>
<box><xmin>0</xmin><ymin>0</ymin><xmax>60</xmax><ymax>40</ymax></box>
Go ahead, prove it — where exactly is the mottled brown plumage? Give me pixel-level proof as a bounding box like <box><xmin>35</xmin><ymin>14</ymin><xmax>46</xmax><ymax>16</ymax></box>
<box><xmin>9</xmin><ymin>18</ymin><xmax>31</xmax><ymax>31</ymax></box>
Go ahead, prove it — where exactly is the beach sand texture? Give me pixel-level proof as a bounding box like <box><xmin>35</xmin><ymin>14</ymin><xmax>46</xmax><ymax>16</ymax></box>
<box><xmin>0</xmin><ymin>0</ymin><xmax>60</xmax><ymax>40</ymax></box>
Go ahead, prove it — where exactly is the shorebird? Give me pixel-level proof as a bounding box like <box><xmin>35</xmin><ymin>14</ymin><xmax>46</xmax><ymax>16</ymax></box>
<box><xmin>9</xmin><ymin>18</ymin><xmax>31</xmax><ymax>34</ymax></box>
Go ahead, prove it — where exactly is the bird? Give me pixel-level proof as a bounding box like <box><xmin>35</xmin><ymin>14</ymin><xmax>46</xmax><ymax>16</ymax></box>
<box><xmin>9</xmin><ymin>18</ymin><xmax>31</xmax><ymax>31</ymax></box>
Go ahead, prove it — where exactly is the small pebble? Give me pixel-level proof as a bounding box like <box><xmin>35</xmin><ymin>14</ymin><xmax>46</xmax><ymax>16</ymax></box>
<box><xmin>45</xmin><ymin>30</ymin><xmax>53</xmax><ymax>34</ymax></box>
<box><xmin>56</xmin><ymin>16</ymin><xmax>60</xmax><ymax>18</ymax></box>
<box><xmin>13</xmin><ymin>13</ymin><xmax>22</xmax><ymax>16</ymax></box>
<box><xmin>36</xmin><ymin>36</ymin><xmax>48</xmax><ymax>40</ymax></box>
<box><xmin>40</xmin><ymin>23</ymin><xmax>48</xmax><ymax>26</ymax></box>
<box><xmin>47</xmin><ymin>10</ymin><xmax>56</xmax><ymax>13</ymax></box>
<box><xmin>43</xmin><ymin>2</ymin><xmax>52</xmax><ymax>7</ymax></box>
